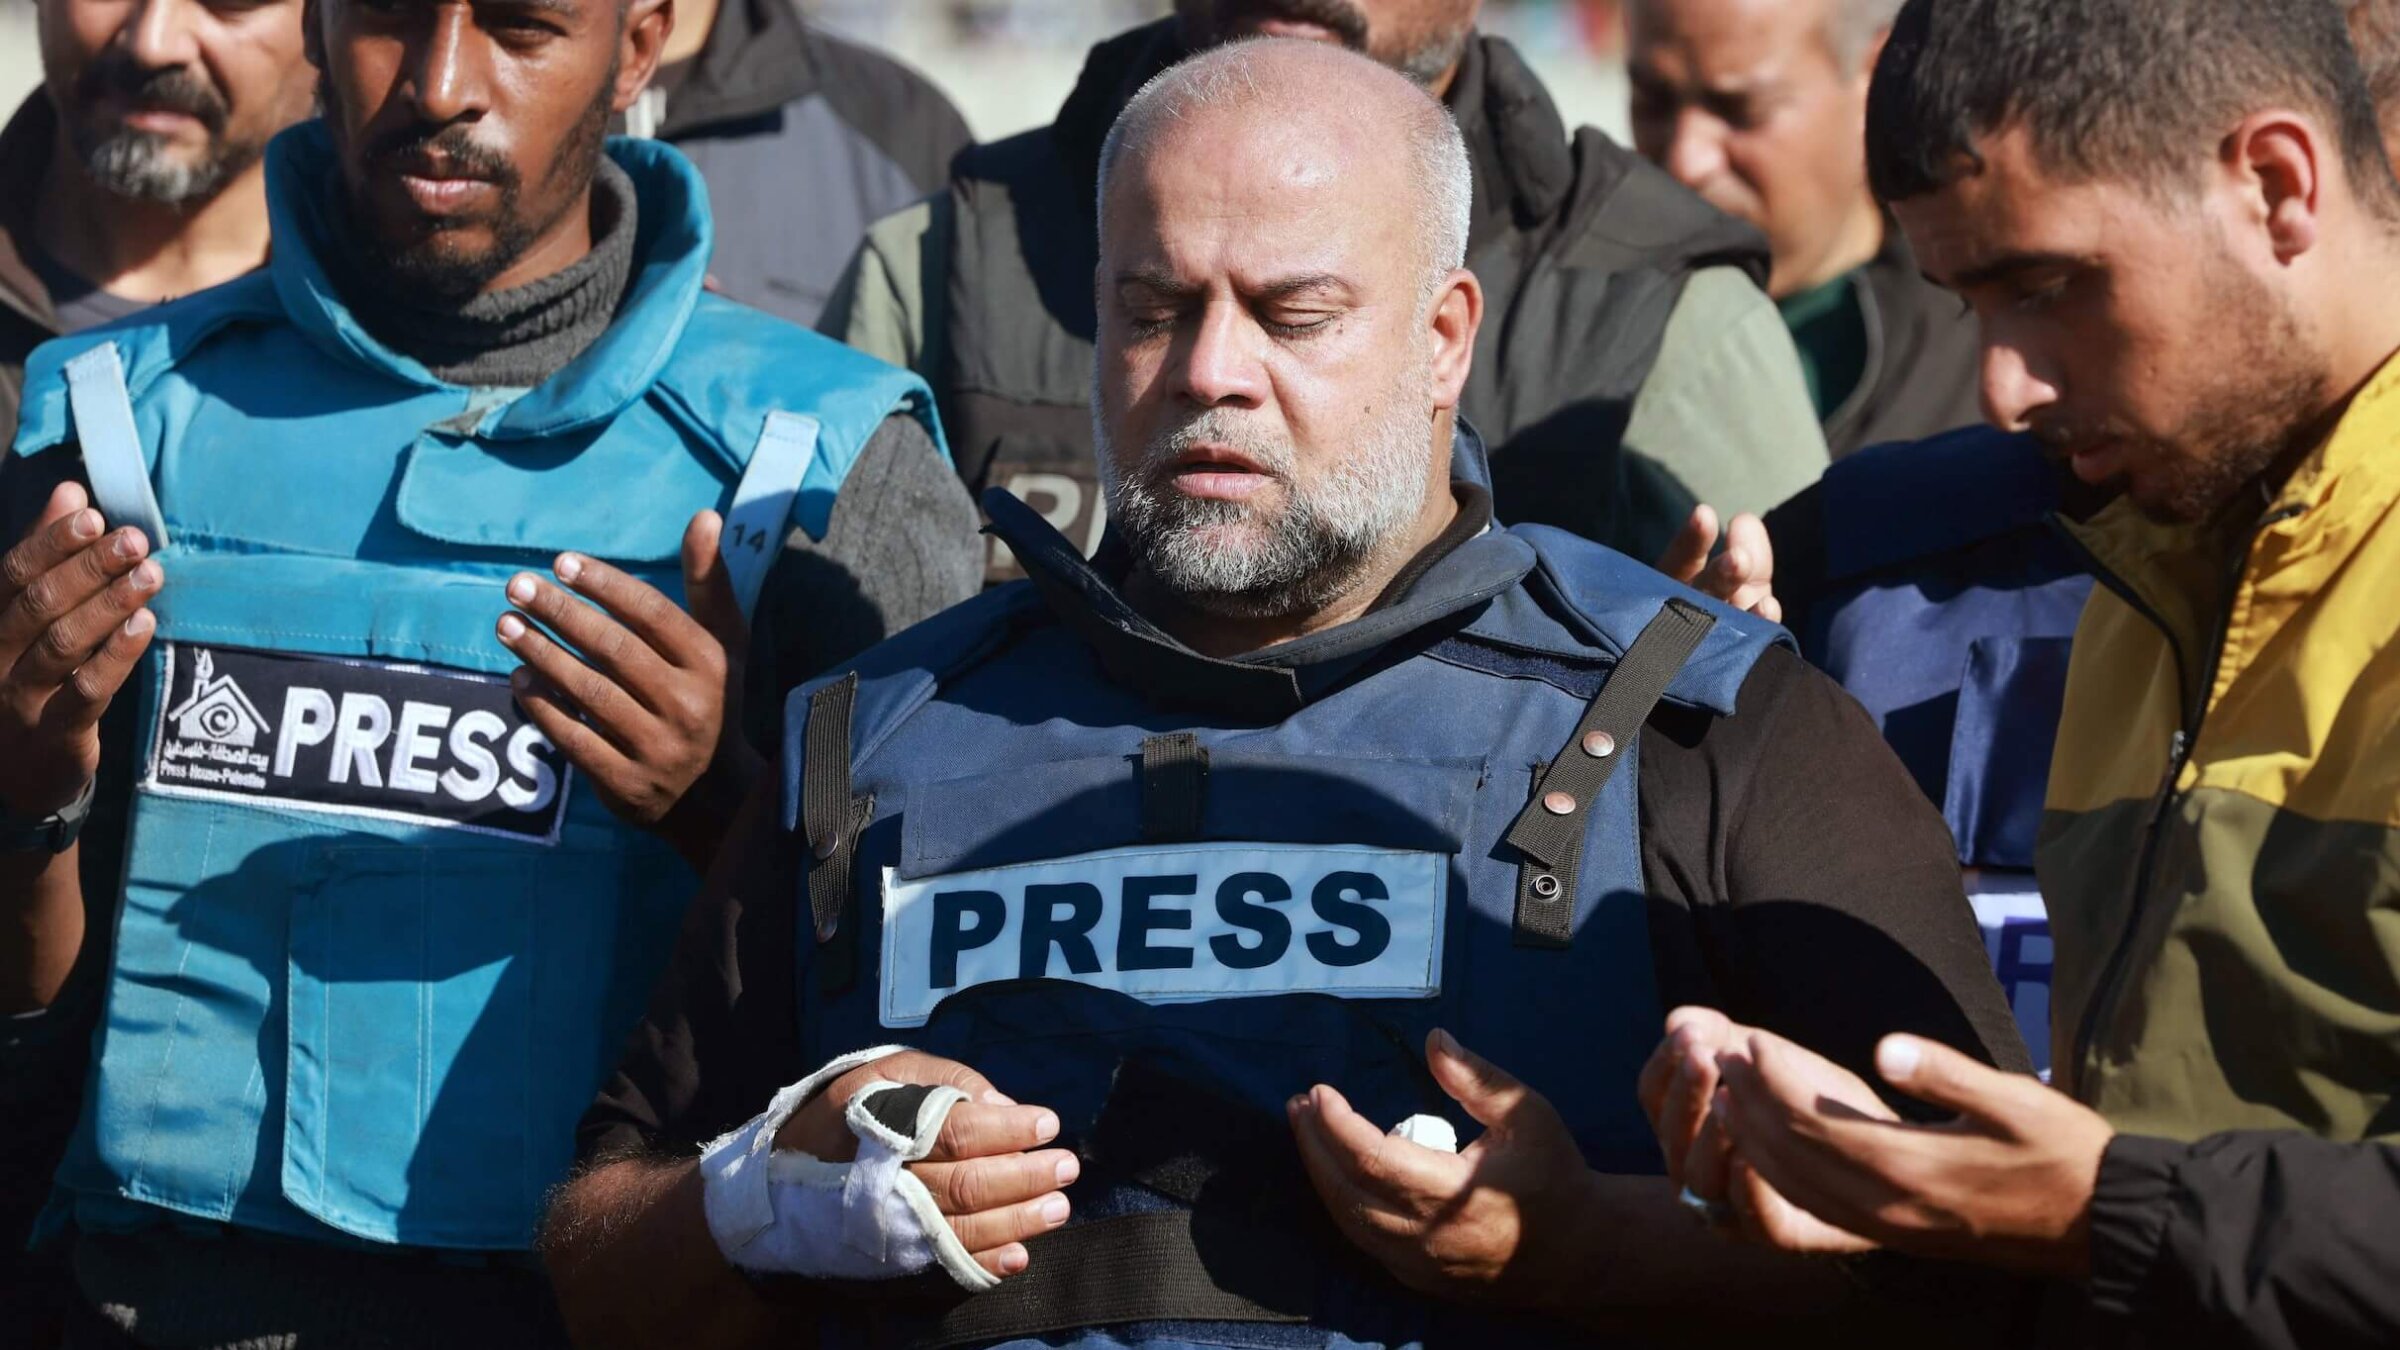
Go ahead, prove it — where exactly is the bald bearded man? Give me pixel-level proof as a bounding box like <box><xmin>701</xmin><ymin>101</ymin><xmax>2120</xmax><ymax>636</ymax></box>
<box><xmin>543</xmin><ymin>39</ymin><xmax>2023</xmax><ymax>1350</ymax></box>
<box><xmin>822</xmin><ymin>0</ymin><xmax>1827</xmax><ymax>592</ymax></box>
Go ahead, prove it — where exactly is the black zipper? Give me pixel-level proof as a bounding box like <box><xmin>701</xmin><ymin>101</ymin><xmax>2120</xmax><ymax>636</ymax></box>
<box><xmin>2044</xmin><ymin>506</ymin><xmax>2296</xmax><ymax>1088</ymax></box>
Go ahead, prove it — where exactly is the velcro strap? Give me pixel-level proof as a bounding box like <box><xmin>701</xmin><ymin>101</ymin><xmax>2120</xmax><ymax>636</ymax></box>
<box><xmin>1505</xmin><ymin>600</ymin><xmax>1716</xmax><ymax>948</ymax></box>
<box><xmin>804</xmin><ymin>673</ymin><xmax>871</xmax><ymax>989</ymax></box>
<box><xmin>63</xmin><ymin>343</ymin><xmax>169</xmax><ymax>550</ymax></box>
<box><xmin>722</xmin><ymin>411</ymin><xmax>820</xmax><ymax>621</ymax></box>
<box><xmin>1138</xmin><ymin>733</ymin><xmax>1208</xmax><ymax>843</ymax></box>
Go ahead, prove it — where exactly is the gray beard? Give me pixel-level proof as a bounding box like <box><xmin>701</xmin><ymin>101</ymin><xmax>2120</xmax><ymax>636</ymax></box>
<box><xmin>1096</xmin><ymin>359</ymin><xmax>1437</xmax><ymax>619</ymax></box>
<box><xmin>76</xmin><ymin>130</ymin><xmax>246</xmax><ymax>207</ymax></box>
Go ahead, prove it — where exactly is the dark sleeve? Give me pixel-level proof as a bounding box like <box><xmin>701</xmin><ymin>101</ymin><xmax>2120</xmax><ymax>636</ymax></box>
<box><xmin>577</xmin><ymin>784</ymin><xmax>811</xmax><ymax>1164</ymax></box>
<box><xmin>2085</xmin><ymin>1131</ymin><xmax>2400</xmax><ymax>1350</ymax></box>
<box><xmin>1760</xmin><ymin>480</ymin><xmax>1830</xmax><ymax>655</ymax></box>
<box><xmin>813</xmin><ymin>30</ymin><xmax>974</xmax><ymax>194</ymax></box>
<box><xmin>1638</xmin><ymin>645</ymin><xmax>2032</xmax><ymax>1095</ymax></box>
<box><xmin>742</xmin><ymin>414</ymin><xmax>980</xmax><ymax>750</ymax></box>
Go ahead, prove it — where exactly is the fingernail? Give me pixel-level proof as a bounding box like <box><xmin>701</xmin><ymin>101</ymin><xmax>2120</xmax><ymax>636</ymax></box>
<box><xmin>1431</xmin><ymin>1028</ymin><xmax>1459</xmax><ymax>1056</ymax></box>
<box><xmin>497</xmin><ymin>614</ymin><xmax>525</xmax><ymax>642</ymax></box>
<box><xmin>1040</xmin><ymin>1196</ymin><xmax>1070</xmax><ymax>1226</ymax></box>
<box><xmin>1054</xmin><ymin>1155</ymin><xmax>1080</xmax><ymax>1186</ymax></box>
<box><xmin>1033</xmin><ymin>1111</ymin><xmax>1059</xmax><ymax>1144</ymax></box>
<box><xmin>1877</xmin><ymin>1036</ymin><xmax>1922</xmax><ymax>1082</ymax></box>
<box><xmin>125</xmin><ymin>609</ymin><xmax>154</xmax><ymax>637</ymax></box>
<box><xmin>1287</xmin><ymin>1094</ymin><xmax>1308</xmax><ymax>1115</ymax></box>
<box><xmin>507</xmin><ymin>574</ymin><xmax>537</xmax><ymax>605</ymax></box>
<box><xmin>129</xmin><ymin>561</ymin><xmax>160</xmax><ymax>591</ymax></box>
<box><xmin>555</xmin><ymin>554</ymin><xmax>583</xmax><ymax>584</ymax></box>
<box><xmin>70</xmin><ymin>510</ymin><xmax>101</xmax><ymax>541</ymax></box>
<box><xmin>1000</xmin><ymin>1245</ymin><xmax>1029</xmax><ymax>1275</ymax></box>
<box><xmin>112</xmin><ymin>530</ymin><xmax>142</xmax><ymax>560</ymax></box>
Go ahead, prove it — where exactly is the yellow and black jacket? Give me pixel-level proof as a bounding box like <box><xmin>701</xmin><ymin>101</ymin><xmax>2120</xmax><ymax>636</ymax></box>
<box><xmin>2042</xmin><ymin>353</ymin><xmax>2400</xmax><ymax>1345</ymax></box>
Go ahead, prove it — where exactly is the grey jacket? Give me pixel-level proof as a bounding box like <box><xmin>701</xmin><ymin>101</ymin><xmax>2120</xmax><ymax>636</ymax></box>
<box><xmin>641</xmin><ymin>0</ymin><xmax>972</xmax><ymax>329</ymax></box>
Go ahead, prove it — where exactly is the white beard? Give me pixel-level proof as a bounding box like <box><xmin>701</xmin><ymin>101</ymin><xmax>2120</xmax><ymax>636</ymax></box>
<box><xmin>1096</xmin><ymin>352</ymin><xmax>1437</xmax><ymax>619</ymax></box>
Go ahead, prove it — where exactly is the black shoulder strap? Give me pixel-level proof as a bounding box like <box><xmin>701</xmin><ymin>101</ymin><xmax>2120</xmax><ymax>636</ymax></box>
<box><xmin>803</xmin><ymin>673</ymin><xmax>874</xmax><ymax>991</ymax></box>
<box><xmin>1504</xmin><ymin>599</ymin><xmax>1717</xmax><ymax>949</ymax></box>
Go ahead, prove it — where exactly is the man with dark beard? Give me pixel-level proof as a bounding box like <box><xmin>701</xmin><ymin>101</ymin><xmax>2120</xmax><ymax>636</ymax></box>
<box><xmin>0</xmin><ymin>0</ymin><xmax>978</xmax><ymax>1340</ymax></box>
<box><xmin>819</xmin><ymin>0</ymin><xmax>1829</xmax><ymax>590</ymax></box>
<box><xmin>1644</xmin><ymin>2</ymin><xmax>2400</xmax><ymax>1345</ymax></box>
<box><xmin>542</xmin><ymin>39</ymin><xmax>2027</xmax><ymax>1350</ymax></box>
<box><xmin>1</xmin><ymin>0</ymin><xmax>314</xmax><ymax>458</ymax></box>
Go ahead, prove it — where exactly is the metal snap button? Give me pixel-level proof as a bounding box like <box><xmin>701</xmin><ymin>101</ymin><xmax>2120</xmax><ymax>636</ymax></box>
<box><xmin>1581</xmin><ymin>731</ymin><xmax>1616</xmax><ymax>759</ymax></box>
<box><xmin>1530</xmin><ymin>873</ymin><xmax>1562</xmax><ymax>900</ymax></box>
<box><xmin>1543</xmin><ymin>791</ymin><xmax>1576</xmax><ymax>816</ymax></box>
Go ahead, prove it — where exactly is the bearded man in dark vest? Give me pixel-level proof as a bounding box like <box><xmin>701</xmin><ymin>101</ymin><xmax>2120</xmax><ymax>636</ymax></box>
<box><xmin>820</xmin><ymin>0</ymin><xmax>1831</xmax><ymax>586</ymax></box>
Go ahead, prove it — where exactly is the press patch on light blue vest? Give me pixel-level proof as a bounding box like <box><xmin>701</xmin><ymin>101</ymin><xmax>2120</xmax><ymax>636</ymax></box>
<box><xmin>881</xmin><ymin>842</ymin><xmax>1446</xmax><ymax>1027</ymax></box>
<box><xmin>147</xmin><ymin>644</ymin><xmax>571</xmax><ymax>843</ymax></box>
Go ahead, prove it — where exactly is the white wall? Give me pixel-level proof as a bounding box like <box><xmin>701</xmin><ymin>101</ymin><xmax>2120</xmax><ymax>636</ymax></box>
<box><xmin>2</xmin><ymin>8</ymin><xmax>39</xmax><ymax>114</ymax></box>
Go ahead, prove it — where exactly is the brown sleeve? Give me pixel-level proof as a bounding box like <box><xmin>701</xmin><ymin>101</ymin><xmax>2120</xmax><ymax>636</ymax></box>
<box><xmin>577</xmin><ymin>782</ymin><xmax>811</xmax><ymax>1164</ymax></box>
<box><xmin>1638</xmin><ymin>644</ymin><xmax>2033</xmax><ymax>1102</ymax></box>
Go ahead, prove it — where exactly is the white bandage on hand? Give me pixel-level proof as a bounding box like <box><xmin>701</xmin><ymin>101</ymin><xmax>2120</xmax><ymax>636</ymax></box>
<box><xmin>698</xmin><ymin>1046</ymin><xmax>1001</xmax><ymax>1292</ymax></box>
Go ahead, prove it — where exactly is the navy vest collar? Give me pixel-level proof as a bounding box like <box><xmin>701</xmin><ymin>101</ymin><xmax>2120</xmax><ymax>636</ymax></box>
<box><xmin>984</xmin><ymin>423</ymin><xmax>1535</xmax><ymax>721</ymax></box>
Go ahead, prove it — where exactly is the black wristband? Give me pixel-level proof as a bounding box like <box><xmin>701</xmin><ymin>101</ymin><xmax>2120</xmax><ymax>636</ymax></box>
<box><xmin>0</xmin><ymin>777</ymin><xmax>98</xmax><ymax>855</ymax></box>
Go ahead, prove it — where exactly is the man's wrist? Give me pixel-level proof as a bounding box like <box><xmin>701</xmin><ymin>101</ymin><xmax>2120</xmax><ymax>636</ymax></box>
<box><xmin>1521</xmin><ymin>1167</ymin><xmax>1614</xmax><ymax>1316</ymax></box>
<box><xmin>0</xmin><ymin>777</ymin><xmax>97</xmax><ymax>855</ymax></box>
<box><xmin>656</xmin><ymin>745</ymin><xmax>762</xmax><ymax>871</ymax></box>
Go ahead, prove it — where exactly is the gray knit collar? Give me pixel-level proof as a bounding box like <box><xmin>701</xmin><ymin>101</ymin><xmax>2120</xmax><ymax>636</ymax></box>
<box><xmin>333</xmin><ymin>157</ymin><xmax>641</xmax><ymax>390</ymax></box>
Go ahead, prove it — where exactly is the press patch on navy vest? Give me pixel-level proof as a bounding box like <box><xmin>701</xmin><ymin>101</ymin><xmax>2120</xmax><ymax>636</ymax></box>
<box><xmin>880</xmin><ymin>843</ymin><xmax>1446</xmax><ymax>1027</ymax></box>
<box><xmin>143</xmin><ymin>644</ymin><xmax>571</xmax><ymax>842</ymax></box>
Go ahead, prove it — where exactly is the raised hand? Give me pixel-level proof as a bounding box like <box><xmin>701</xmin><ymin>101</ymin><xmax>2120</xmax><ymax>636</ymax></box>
<box><xmin>0</xmin><ymin>482</ymin><xmax>161</xmax><ymax>819</ymax></box>
<box><xmin>498</xmin><ymin>510</ymin><xmax>755</xmax><ymax>867</ymax></box>
<box><xmin>1712</xmin><ymin>1028</ymin><xmax>2110</xmax><ymax>1276</ymax></box>
<box><xmin>1654</xmin><ymin>504</ymin><xmax>1781</xmax><ymax>623</ymax></box>
<box><xmin>1289</xmin><ymin>1029</ymin><xmax>1596</xmax><ymax>1307</ymax></box>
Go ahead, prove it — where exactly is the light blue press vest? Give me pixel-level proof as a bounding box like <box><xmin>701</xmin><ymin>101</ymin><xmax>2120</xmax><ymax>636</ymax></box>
<box><xmin>10</xmin><ymin>124</ymin><xmax>944</xmax><ymax>1251</ymax></box>
<box><xmin>777</xmin><ymin>481</ymin><xmax>1789</xmax><ymax>1349</ymax></box>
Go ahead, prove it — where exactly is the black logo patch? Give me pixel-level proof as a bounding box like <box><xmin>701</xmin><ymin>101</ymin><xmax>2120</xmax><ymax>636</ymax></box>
<box><xmin>145</xmin><ymin>643</ymin><xmax>571</xmax><ymax>842</ymax></box>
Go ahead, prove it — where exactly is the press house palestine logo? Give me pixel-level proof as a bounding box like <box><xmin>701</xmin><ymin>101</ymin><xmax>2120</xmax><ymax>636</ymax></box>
<box><xmin>158</xmin><ymin>651</ymin><xmax>276</xmax><ymax>789</ymax></box>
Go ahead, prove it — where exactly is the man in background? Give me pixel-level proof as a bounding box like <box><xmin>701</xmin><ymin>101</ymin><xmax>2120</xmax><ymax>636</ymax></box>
<box><xmin>624</xmin><ymin>0</ymin><xmax>972</xmax><ymax>329</ymax></box>
<box><xmin>1653</xmin><ymin>3</ymin><xmax>2400</xmax><ymax>1344</ymax></box>
<box><xmin>1626</xmin><ymin>0</ymin><xmax>1982</xmax><ymax>455</ymax></box>
<box><xmin>822</xmin><ymin>0</ymin><xmax>1830</xmax><ymax>585</ymax></box>
<box><xmin>2</xmin><ymin>0</ymin><xmax>312</xmax><ymax>433</ymax></box>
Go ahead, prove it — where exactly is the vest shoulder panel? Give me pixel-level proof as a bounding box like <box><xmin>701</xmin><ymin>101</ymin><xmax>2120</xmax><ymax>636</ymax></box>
<box><xmin>12</xmin><ymin>275</ymin><xmax>286</xmax><ymax>462</ymax></box>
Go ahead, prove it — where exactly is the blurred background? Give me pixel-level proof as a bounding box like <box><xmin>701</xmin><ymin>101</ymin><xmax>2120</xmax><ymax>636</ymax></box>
<box><xmin>0</xmin><ymin>0</ymin><xmax>1633</xmax><ymax>145</ymax></box>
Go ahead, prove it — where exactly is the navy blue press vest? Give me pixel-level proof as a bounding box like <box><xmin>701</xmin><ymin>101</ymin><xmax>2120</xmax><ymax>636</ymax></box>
<box><xmin>778</xmin><ymin>440</ymin><xmax>1788</xmax><ymax>1349</ymax></box>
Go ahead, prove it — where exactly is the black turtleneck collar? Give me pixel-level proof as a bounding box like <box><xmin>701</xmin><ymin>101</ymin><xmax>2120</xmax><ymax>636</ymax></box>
<box><xmin>328</xmin><ymin>157</ymin><xmax>640</xmax><ymax>389</ymax></box>
<box><xmin>986</xmin><ymin>425</ymin><xmax>1528</xmax><ymax>721</ymax></box>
